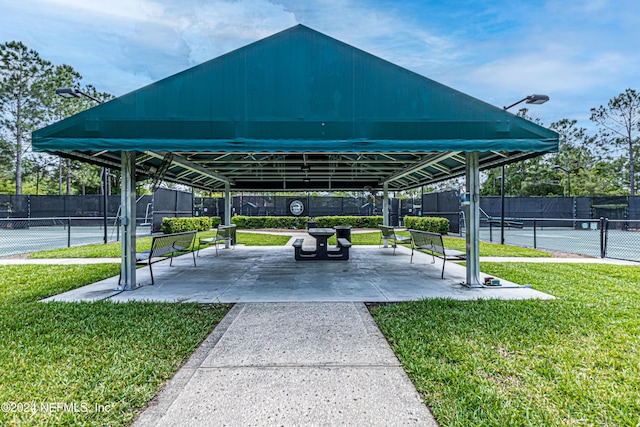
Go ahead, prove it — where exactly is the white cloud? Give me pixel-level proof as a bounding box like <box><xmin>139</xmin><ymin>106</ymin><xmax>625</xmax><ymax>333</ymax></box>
<box><xmin>174</xmin><ymin>0</ymin><xmax>298</xmax><ymax>64</ymax></box>
<box><xmin>467</xmin><ymin>49</ymin><xmax>630</xmax><ymax>95</ymax></box>
<box><xmin>38</xmin><ymin>0</ymin><xmax>168</xmax><ymax>24</ymax></box>
<box><xmin>274</xmin><ymin>0</ymin><xmax>462</xmax><ymax>74</ymax></box>
<box><xmin>2</xmin><ymin>0</ymin><xmax>639</xmax><ymax>129</ymax></box>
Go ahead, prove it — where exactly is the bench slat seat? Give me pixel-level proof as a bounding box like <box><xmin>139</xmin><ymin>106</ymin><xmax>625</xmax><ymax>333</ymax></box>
<box><xmin>409</xmin><ymin>229</ymin><xmax>465</xmax><ymax>279</ymax></box>
<box><xmin>197</xmin><ymin>225</ymin><xmax>236</xmax><ymax>256</ymax></box>
<box><xmin>379</xmin><ymin>225</ymin><xmax>410</xmax><ymax>254</ymax></box>
<box><xmin>337</xmin><ymin>237</ymin><xmax>352</xmax><ymax>248</ymax></box>
<box><xmin>119</xmin><ymin>231</ymin><xmax>197</xmax><ymax>286</ymax></box>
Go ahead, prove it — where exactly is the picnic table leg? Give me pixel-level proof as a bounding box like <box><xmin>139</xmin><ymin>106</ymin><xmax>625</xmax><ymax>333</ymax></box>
<box><xmin>315</xmin><ymin>235</ymin><xmax>329</xmax><ymax>258</ymax></box>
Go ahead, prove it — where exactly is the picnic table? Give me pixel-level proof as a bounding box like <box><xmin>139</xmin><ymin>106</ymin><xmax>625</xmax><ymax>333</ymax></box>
<box><xmin>292</xmin><ymin>227</ymin><xmax>351</xmax><ymax>261</ymax></box>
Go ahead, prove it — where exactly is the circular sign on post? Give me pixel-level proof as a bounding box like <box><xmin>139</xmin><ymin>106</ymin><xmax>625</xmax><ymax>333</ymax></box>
<box><xmin>289</xmin><ymin>199</ymin><xmax>305</xmax><ymax>216</ymax></box>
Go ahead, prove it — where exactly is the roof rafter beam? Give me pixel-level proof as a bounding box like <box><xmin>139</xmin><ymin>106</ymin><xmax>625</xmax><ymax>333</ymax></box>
<box><xmin>430</xmin><ymin>162</ymin><xmax>452</xmax><ymax>174</ymax></box>
<box><xmin>451</xmin><ymin>153</ymin><xmax>466</xmax><ymax>163</ymax></box>
<box><xmin>383</xmin><ymin>152</ymin><xmax>461</xmax><ymax>184</ymax></box>
<box><xmin>144</xmin><ymin>151</ymin><xmax>233</xmax><ymax>185</ymax></box>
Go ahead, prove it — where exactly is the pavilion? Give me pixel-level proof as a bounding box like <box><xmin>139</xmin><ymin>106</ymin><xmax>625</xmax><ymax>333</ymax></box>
<box><xmin>33</xmin><ymin>25</ymin><xmax>558</xmax><ymax>290</ymax></box>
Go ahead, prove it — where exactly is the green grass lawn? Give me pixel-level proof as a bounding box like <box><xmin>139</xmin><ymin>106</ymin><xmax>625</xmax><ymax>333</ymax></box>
<box><xmin>4</xmin><ymin>231</ymin><xmax>636</xmax><ymax>425</ymax></box>
<box><xmin>370</xmin><ymin>263</ymin><xmax>640</xmax><ymax>427</ymax></box>
<box><xmin>0</xmin><ymin>265</ymin><xmax>230</xmax><ymax>426</ymax></box>
<box><xmin>28</xmin><ymin>231</ymin><xmax>291</xmax><ymax>258</ymax></box>
<box><xmin>28</xmin><ymin>229</ymin><xmax>548</xmax><ymax>259</ymax></box>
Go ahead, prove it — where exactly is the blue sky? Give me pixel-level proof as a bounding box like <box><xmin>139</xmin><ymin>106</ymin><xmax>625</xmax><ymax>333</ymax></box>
<box><xmin>2</xmin><ymin>0</ymin><xmax>638</xmax><ymax>130</ymax></box>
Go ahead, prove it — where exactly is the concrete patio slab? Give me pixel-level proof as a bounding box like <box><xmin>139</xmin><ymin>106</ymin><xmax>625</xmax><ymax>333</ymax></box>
<box><xmin>42</xmin><ymin>245</ymin><xmax>554</xmax><ymax>303</ymax></box>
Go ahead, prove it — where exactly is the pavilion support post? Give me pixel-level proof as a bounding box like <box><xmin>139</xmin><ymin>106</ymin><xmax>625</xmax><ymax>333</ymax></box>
<box><xmin>383</xmin><ymin>182</ymin><xmax>389</xmax><ymax>247</ymax></box>
<box><xmin>464</xmin><ymin>152</ymin><xmax>482</xmax><ymax>287</ymax></box>
<box><xmin>224</xmin><ymin>182</ymin><xmax>231</xmax><ymax>249</ymax></box>
<box><xmin>119</xmin><ymin>151</ymin><xmax>137</xmax><ymax>290</ymax></box>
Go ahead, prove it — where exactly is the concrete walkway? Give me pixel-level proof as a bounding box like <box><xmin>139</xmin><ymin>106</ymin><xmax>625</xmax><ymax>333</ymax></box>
<box><xmin>132</xmin><ymin>302</ymin><xmax>438</xmax><ymax>427</ymax></box>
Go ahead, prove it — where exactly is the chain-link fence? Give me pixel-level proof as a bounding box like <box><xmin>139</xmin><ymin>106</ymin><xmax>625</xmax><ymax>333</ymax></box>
<box><xmin>473</xmin><ymin>217</ymin><xmax>640</xmax><ymax>262</ymax></box>
<box><xmin>604</xmin><ymin>220</ymin><xmax>640</xmax><ymax>261</ymax></box>
<box><xmin>0</xmin><ymin>217</ymin><xmax>150</xmax><ymax>258</ymax></box>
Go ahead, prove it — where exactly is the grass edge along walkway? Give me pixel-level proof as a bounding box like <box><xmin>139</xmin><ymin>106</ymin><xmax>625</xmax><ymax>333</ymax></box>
<box><xmin>0</xmin><ymin>263</ymin><xmax>230</xmax><ymax>426</ymax></box>
<box><xmin>370</xmin><ymin>262</ymin><xmax>640</xmax><ymax>427</ymax></box>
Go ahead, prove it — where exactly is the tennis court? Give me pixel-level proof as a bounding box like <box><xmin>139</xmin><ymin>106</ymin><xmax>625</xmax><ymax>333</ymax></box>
<box><xmin>1</xmin><ymin>217</ymin><xmax>639</xmax><ymax>262</ymax></box>
<box><xmin>470</xmin><ymin>225</ymin><xmax>640</xmax><ymax>261</ymax></box>
<box><xmin>0</xmin><ymin>218</ymin><xmax>151</xmax><ymax>257</ymax></box>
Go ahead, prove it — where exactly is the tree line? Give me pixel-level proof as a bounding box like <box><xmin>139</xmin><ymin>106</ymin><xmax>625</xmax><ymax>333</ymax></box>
<box><xmin>480</xmin><ymin>89</ymin><xmax>639</xmax><ymax>198</ymax></box>
<box><xmin>0</xmin><ymin>41</ymin><xmax>113</xmax><ymax>197</ymax></box>
<box><xmin>1</xmin><ymin>41</ymin><xmax>639</xmax><ymax>197</ymax></box>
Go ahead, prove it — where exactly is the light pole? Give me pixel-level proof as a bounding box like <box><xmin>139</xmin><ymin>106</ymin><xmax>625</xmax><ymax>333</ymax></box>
<box><xmin>501</xmin><ymin>94</ymin><xmax>550</xmax><ymax>244</ymax></box>
<box><xmin>35</xmin><ymin>161</ymin><xmax>56</xmax><ymax>195</ymax></box>
<box><xmin>552</xmin><ymin>164</ymin><xmax>573</xmax><ymax>197</ymax></box>
<box><xmin>55</xmin><ymin>87</ymin><xmax>109</xmax><ymax>243</ymax></box>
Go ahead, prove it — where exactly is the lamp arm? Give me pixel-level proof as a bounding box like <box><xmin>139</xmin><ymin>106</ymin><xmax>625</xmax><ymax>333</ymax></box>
<box><xmin>503</xmin><ymin>97</ymin><xmax>527</xmax><ymax>110</ymax></box>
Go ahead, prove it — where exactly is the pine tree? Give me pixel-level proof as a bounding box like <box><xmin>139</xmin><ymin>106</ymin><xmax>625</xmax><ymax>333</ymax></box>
<box><xmin>0</xmin><ymin>41</ymin><xmax>53</xmax><ymax>197</ymax></box>
<box><xmin>590</xmin><ymin>88</ymin><xmax>640</xmax><ymax>196</ymax></box>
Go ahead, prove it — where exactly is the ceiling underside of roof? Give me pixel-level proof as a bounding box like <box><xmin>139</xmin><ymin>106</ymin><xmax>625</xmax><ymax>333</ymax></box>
<box><xmin>56</xmin><ymin>148</ymin><xmax>539</xmax><ymax>192</ymax></box>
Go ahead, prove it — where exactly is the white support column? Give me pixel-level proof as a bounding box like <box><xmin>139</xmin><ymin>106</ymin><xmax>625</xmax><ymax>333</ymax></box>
<box><xmin>382</xmin><ymin>182</ymin><xmax>389</xmax><ymax>247</ymax></box>
<box><xmin>224</xmin><ymin>182</ymin><xmax>231</xmax><ymax>248</ymax></box>
<box><xmin>465</xmin><ymin>152</ymin><xmax>482</xmax><ymax>287</ymax></box>
<box><xmin>119</xmin><ymin>151</ymin><xmax>137</xmax><ymax>290</ymax></box>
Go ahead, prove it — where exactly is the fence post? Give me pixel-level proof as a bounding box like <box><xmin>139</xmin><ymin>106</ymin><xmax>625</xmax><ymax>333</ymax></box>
<box><xmin>67</xmin><ymin>217</ymin><xmax>71</xmax><ymax>248</ymax></box>
<box><xmin>27</xmin><ymin>195</ymin><xmax>31</xmax><ymax>228</ymax></box>
<box><xmin>489</xmin><ymin>221</ymin><xmax>493</xmax><ymax>242</ymax></box>
<box><xmin>599</xmin><ymin>217</ymin><xmax>606</xmax><ymax>258</ymax></box>
<box><xmin>533</xmin><ymin>218</ymin><xmax>537</xmax><ymax>248</ymax></box>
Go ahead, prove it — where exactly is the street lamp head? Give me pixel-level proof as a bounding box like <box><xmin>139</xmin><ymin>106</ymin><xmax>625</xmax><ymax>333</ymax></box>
<box><xmin>503</xmin><ymin>94</ymin><xmax>550</xmax><ymax>110</ymax></box>
<box><xmin>55</xmin><ymin>87</ymin><xmax>103</xmax><ymax>104</ymax></box>
<box><xmin>526</xmin><ymin>94</ymin><xmax>549</xmax><ymax>105</ymax></box>
<box><xmin>551</xmin><ymin>165</ymin><xmax>560</xmax><ymax>170</ymax></box>
<box><xmin>55</xmin><ymin>88</ymin><xmax>81</xmax><ymax>99</ymax></box>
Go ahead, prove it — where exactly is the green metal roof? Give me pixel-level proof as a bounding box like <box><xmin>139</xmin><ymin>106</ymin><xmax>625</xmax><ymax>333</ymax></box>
<box><xmin>33</xmin><ymin>25</ymin><xmax>558</xmax><ymax>191</ymax></box>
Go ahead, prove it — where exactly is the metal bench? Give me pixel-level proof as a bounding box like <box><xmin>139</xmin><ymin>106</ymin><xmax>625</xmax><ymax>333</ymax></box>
<box><xmin>119</xmin><ymin>230</ymin><xmax>197</xmax><ymax>286</ymax></box>
<box><xmin>379</xmin><ymin>225</ymin><xmax>411</xmax><ymax>254</ymax></box>
<box><xmin>197</xmin><ymin>224</ymin><xmax>236</xmax><ymax>256</ymax></box>
<box><xmin>408</xmin><ymin>229</ymin><xmax>465</xmax><ymax>278</ymax></box>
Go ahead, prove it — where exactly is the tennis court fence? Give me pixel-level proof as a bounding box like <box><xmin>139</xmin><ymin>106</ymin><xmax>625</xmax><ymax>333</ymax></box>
<box><xmin>471</xmin><ymin>217</ymin><xmax>640</xmax><ymax>262</ymax></box>
<box><xmin>0</xmin><ymin>217</ymin><xmax>152</xmax><ymax>258</ymax></box>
